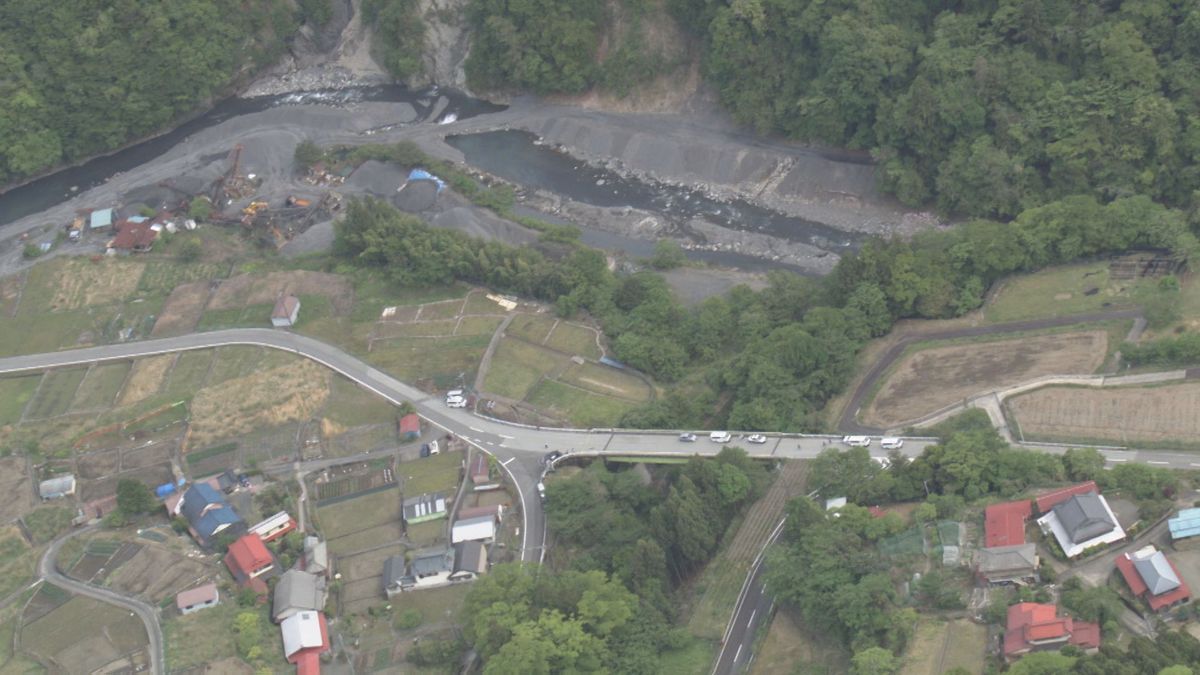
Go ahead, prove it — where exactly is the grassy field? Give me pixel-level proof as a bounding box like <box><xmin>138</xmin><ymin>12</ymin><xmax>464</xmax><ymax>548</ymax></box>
<box><xmin>985</xmin><ymin>262</ymin><xmax>1143</xmax><ymax>323</ymax></box>
<box><xmin>0</xmin><ymin>376</ymin><xmax>39</xmax><ymax>426</ymax></box>
<box><xmin>545</xmin><ymin>321</ymin><xmax>601</xmax><ymax>359</ymax></box>
<box><xmin>376</xmin><ymin>319</ymin><xmax>459</xmax><ymax>338</ymax></box>
<box><xmin>397</xmin><ymin>451</ymin><xmax>462</xmax><ymax>495</ymax></box>
<box><xmin>658</xmin><ymin>637</ymin><xmax>716</xmax><ymax>674</ymax></box>
<box><xmin>405</xmin><ymin>519</ymin><xmax>446</xmax><ymax>546</ymax></box>
<box><xmin>195</xmin><ymin>302</ymin><xmax>274</xmax><ymax>330</ymax></box>
<box><xmin>1008</xmin><ymin>381</ymin><xmax>1200</xmax><ymax>446</ymax></box>
<box><xmin>316</xmin><ymin>487</ymin><xmax>401</xmax><ymax>540</ymax></box>
<box><xmin>390</xmin><ymin>583</ymin><xmax>472</xmax><ymax>627</ymax></box>
<box><xmin>24</xmin><ymin>368</ymin><xmax>87</xmax><ymax>420</ymax></box>
<box><xmin>324</xmin><ymin>376</ymin><xmax>398</xmax><ymax>428</ymax></box>
<box><xmin>70</xmin><ymin>362</ymin><xmax>131</xmax><ymax>411</ymax></box>
<box><xmin>188</xmin><ymin>358</ymin><xmax>328</xmax><ymax>447</ymax></box>
<box><xmin>164</xmin><ymin>350</ymin><xmax>212</xmax><ymax>397</ymax></box>
<box><xmin>350</xmin><ymin>278</ymin><xmax>467</xmax><ymax>324</ymax></box>
<box><xmin>899</xmin><ymin>619</ymin><xmax>986</xmax><ymax>675</ymax></box>
<box><xmin>560</xmin><ymin>361</ymin><xmax>650</xmax><ymax>400</ymax></box>
<box><xmin>507</xmin><ymin>314</ymin><xmax>555</xmax><ymax>344</ymax></box>
<box><xmin>206</xmin><ymin>346</ymin><xmax>268</xmax><ymax>385</ymax></box>
<box><xmin>484</xmin><ymin>338</ymin><xmax>570</xmax><ymax>400</ymax></box>
<box><xmin>751</xmin><ymin>608</ymin><xmax>848</xmax><ymax>675</ymax></box>
<box><xmin>19</xmin><ymin>258</ymin><xmax>143</xmax><ymax>312</ymax></box>
<box><xmin>22</xmin><ymin>594</ymin><xmax>148</xmax><ymax>673</ymax></box>
<box><xmin>137</xmin><ymin>260</ymin><xmax>227</xmax><ymax>294</ymax></box>
<box><xmin>366</xmin><ymin>335</ymin><xmax>490</xmax><ymax>386</ymax></box>
<box><xmin>417</xmin><ymin>298</ymin><xmax>467</xmax><ymax>320</ymax></box>
<box><xmin>162</xmin><ymin>598</ymin><xmax>239</xmax><ymax>672</ymax></box>
<box><xmin>526</xmin><ymin>380</ymin><xmax>637</xmax><ymax>427</ymax></box>
<box><xmin>0</xmin><ymin>528</ymin><xmax>35</xmax><ymax>602</ymax></box>
<box><xmin>23</xmin><ymin>506</ymin><xmax>74</xmax><ymax>544</ymax></box>
<box><xmin>456</xmin><ymin>316</ymin><xmax>505</xmax><ymax>336</ymax></box>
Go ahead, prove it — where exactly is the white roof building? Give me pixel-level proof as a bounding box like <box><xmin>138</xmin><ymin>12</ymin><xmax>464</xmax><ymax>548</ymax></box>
<box><xmin>38</xmin><ymin>475</ymin><xmax>76</xmax><ymax>500</ymax></box>
<box><xmin>451</xmin><ymin>515</ymin><xmax>497</xmax><ymax>544</ymax></box>
<box><xmin>1036</xmin><ymin>492</ymin><xmax>1126</xmax><ymax>558</ymax></box>
<box><xmin>280</xmin><ymin>611</ymin><xmax>324</xmax><ymax>659</ymax></box>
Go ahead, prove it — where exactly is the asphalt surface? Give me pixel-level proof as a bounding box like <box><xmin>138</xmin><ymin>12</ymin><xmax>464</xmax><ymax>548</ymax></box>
<box><xmin>40</xmin><ymin>526</ymin><xmax>164</xmax><ymax>675</ymax></box>
<box><xmin>838</xmin><ymin>309</ymin><xmax>1145</xmax><ymax>434</ymax></box>
<box><xmin>712</xmin><ymin>520</ymin><xmax>785</xmax><ymax>675</ymax></box>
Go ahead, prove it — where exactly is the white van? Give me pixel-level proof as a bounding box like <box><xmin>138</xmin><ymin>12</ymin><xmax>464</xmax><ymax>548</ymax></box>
<box><xmin>709</xmin><ymin>431</ymin><xmax>732</xmax><ymax>443</ymax></box>
<box><xmin>880</xmin><ymin>437</ymin><xmax>904</xmax><ymax>450</ymax></box>
<box><xmin>842</xmin><ymin>435</ymin><xmax>871</xmax><ymax>447</ymax></box>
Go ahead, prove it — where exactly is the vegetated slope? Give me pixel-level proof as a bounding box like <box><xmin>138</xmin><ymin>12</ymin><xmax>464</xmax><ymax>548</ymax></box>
<box><xmin>677</xmin><ymin>0</ymin><xmax>1200</xmax><ymax>219</ymax></box>
<box><xmin>0</xmin><ymin>0</ymin><xmax>306</xmax><ymax>186</ymax></box>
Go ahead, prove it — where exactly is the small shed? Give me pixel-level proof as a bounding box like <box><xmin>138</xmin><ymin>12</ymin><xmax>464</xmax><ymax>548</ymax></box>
<box><xmin>89</xmin><ymin>208</ymin><xmax>114</xmax><ymax>230</ymax></box>
<box><xmin>398</xmin><ymin>413</ymin><xmax>421</xmax><ymax>441</ymax></box>
<box><xmin>271</xmin><ymin>295</ymin><xmax>300</xmax><ymax>328</ymax></box>
<box><xmin>39</xmin><ymin>475</ymin><xmax>76</xmax><ymax>500</ymax></box>
<box><xmin>403</xmin><ymin>493</ymin><xmax>447</xmax><ymax>525</ymax></box>
<box><xmin>451</xmin><ymin>515</ymin><xmax>497</xmax><ymax>544</ymax></box>
<box><xmin>176</xmin><ymin>583</ymin><xmax>219</xmax><ymax>615</ymax></box>
<box><xmin>469</xmin><ymin>454</ymin><xmax>490</xmax><ymax>485</ymax></box>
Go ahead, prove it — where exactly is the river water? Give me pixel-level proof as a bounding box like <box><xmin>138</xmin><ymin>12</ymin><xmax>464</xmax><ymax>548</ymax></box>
<box><xmin>0</xmin><ymin>86</ymin><xmax>503</xmax><ymax>226</ymax></box>
<box><xmin>446</xmin><ymin>130</ymin><xmax>863</xmax><ymax>255</ymax></box>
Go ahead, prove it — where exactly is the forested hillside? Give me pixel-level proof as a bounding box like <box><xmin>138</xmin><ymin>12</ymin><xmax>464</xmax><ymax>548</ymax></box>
<box><xmin>0</xmin><ymin>0</ymin><xmax>304</xmax><ymax>186</ymax></box>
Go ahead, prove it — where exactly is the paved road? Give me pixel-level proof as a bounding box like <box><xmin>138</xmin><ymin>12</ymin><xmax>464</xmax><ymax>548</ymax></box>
<box><xmin>40</xmin><ymin>526</ymin><xmax>164</xmax><ymax>675</ymax></box>
<box><xmin>838</xmin><ymin>309</ymin><xmax>1144</xmax><ymax>434</ymax></box>
<box><xmin>712</xmin><ymin>520</ymin><xmax>785</xmax><ymax>675</ymax></box>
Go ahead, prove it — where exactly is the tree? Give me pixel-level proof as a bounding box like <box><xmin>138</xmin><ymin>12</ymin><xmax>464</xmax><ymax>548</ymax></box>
<box><xmin>116</xmin><ymin>479</ymin><xmax>155</xmax><ymax>516</ymax></box>
<box><xmin>1008</xmin><ymin>651</ymin><xmax>1077</xmax><ymax>674</ymax></box>
<box><xmin>851</xmin><ymin>646</ymin><xmax>901</xmax><ymax>675</ymax></box>
<box><xmin>650</xmin><ymin>240</ymin><xmax>687</xmax><ymax>269</ymax></box>
<box><xmin>187</xmin><ymin>197</ymin><xmax>213</xmax><ymax>222</ymax></box>
<box><xmin>176</xmin><ymin>237</ymin><xmax>202</xmax><ymax>262</ymax></box>
<box><xmin>233</xmin><ymin>610</ymin><xmax>263</xmax><ymax>661</ymax></box>
<box><xmin>293</xmin><ymin>140</ymin><xmax>324</xmax><ymax>171</ymax></box>
<box><xmin>1062</xmin><ymin>448</ymin><xmax>1106</xmax><ymax>482</ymax></box>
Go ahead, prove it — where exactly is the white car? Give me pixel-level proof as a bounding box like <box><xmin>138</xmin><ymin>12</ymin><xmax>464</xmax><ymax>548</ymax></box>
<box><xmin>871</xmin><ymin>456</ymin><xmax>891</xmax><ymax>469</ymax></box>
<box><xmin>880</xmin><ymin>437</ymin><xmax>904</xmax><ymax>450</ymax></box>
<box><xmin>842</xmin><ymin>435</ymin><xmax>871</xmax><ymax>447</ymax></box>
<box><xmin>445</xmin><ymin>396</ymin><xmax>467</xmax><ymax>408</ymax></box>
<box><xmin>747</xmin><ymin>434</ymin><xmax>768</xmax><ymax>444</ymax></box>
<box><xmin>710</xmin><ymin>431</ymin><xmax>732</xmax><ymax>443</ymax></box>
<box><xmin>445</xmin><ymin>389</ymin><xmax>464</xmax><ymax>400</ymax></box>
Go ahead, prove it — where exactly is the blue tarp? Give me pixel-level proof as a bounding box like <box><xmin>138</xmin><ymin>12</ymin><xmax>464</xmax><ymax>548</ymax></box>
<box><xmin>155</xmin><ymin>482</ymin><xmax>177</xmax><ymax>499</ymax></box>
<box><xmin>599</xmin><ymin>356</ymin><xmax>627</xmax><ymax>370</ymax></box>
<box><xmin>89</xmin><ymin>208</ymin><xmax>113</xmax><ymax>229</ymax></box>
<box><xmin>409</xmin><ymin>168</ymin><xmax>446</xmax><ymax>192</ymax></box>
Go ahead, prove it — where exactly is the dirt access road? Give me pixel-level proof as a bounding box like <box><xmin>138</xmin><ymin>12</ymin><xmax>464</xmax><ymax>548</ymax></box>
<box><xmin>838</xmin><ymin>309</ymin><xmax>1144</xmax><ymax>434</ymax></box>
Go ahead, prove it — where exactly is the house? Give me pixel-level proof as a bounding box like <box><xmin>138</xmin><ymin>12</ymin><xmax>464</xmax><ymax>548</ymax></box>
<box><xmin>985</xmin><ymin>500</ymin><xmax>1032</xmax><ymax>548</ymax></box>
<box><xmin>224</xmin><ymin>533</ymin><xmax>274</xmax><ymax>585</ymax></box>
<box><xmin>402</xmin><ymin>493</ymin><xmax>447</xmax><ymax>525</ymax></box>
<box><xmin>457</xmin><ymin>504</ymin><xmax>504</xmax><ymax>522</ymax></box>
<box><xmin>1035</xmin><ymin>481</ymin><xmax>1099</xmax><ymax>514</ymax></box>
<box><xmin>176</xmin><ymin>583</ymin><xmax>219</xmax><ymax>615</ymax></box>
<box><xmin>216</xmin><ymin>469</ymin><xmax>238</xmax><ymax>494</ymax></box>
<box><xmin>1036</xmin><ymin>492</ymin><xmax>1126</xmax><ymax>558</ymax></box>
<box><xmin>89</xmin><ymin>208</ymin><xmax>114</xmax><ymax>231</ymax></box>
<box><xmin>303</xmin><ymin>536</ymin><xmax>330</xmax><ymax>577</ymax></box>
<box><xmin>251</xmin><ymin>511</ymin><xmax>297</xmax><ymax>543</ymax></box>
<box><xmin>398</xmin><ymin>413</ymin><xmax>421</xmax><ymax>441</ymax></box>
<box><xmin>38</xmin><ymin>474</ymin><xmax>76</xmax><ymax>500</ymax></box>
<box><xmin>1003</xmin><ymin>602</ymin><xmax>1100</xmax><ymax>662</ymax></box>
<box><xmin>469</xmin><ymin>454</ymin><xmax>490</xmax><ymax>485</ymax></box>
<box><xmin>409</xmin><ymin>549</ymin><xmax>454</xmax><ymax>588</ymax></box>
<box><xmin>1169</xmin><ymin>508</ymin><xmax>1200</xmax><ymax>548</ymax></box>
<box><xmin>976</xmin><ymin>544</ymin><xmax>1039</xmax><ymax>584</ymax></box>
<box><xmin>1116</xmin><ymin>546</ymin><xmax>1191</xmax><ymax>612</ymax></box>
<box><xmin>382</xmin><ymin>555</ymin><xmax>411</xmax><ymax>598</ymax></box>
<box><xmin>108</xmin><ymin>218</ymin><xmax>158</xmax><ymax>252</ymax></box>
<box><xmin>451</xmin><ymin>515</ymin><xmax>497</xmax><ymax>544</ymax></box>
<box><xmin>451</xmin><ymin>541</ymin><xmax>488</xmax><ymax>581</ymax></box>
<box><xmin>180</xmin><ymin>483</ymin><xmax>245</xmax><ymax>548</ymax></box>
<box><xmin>272</xmin><ymin>295</ymin><xmax>301</xmax><ymax>328</ymax></box>
<box><xmin>280</xmin><ymin>611</ymin><xmax>330</xmax><ymax>673</ymax></box>
<box><xmin>272</xmin><ymin>570</ymin><xmax>328</xmax><ymax>623</ymax></box>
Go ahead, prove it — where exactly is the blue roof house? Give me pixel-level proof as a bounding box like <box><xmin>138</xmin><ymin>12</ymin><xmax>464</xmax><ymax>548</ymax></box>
<box><xmin>89</xmin><ymin>208</ymin><xmax>114</xmax><ymax>230</ymax></box>
<box><xmin>181</xmin><ymin>483</ymin><xmax>243</xmax><ymax>548</ymax></box>
<box><xmin>1170</xmin><ymin>508</ymin><xmax>1200</xmax><ymax>544</ymax></box>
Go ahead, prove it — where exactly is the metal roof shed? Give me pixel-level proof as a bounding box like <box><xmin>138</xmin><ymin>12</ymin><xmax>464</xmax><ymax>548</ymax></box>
<box><xmin>451</xmin><ymin>515</ymin><xmax>496</xmax><ymax>543</ymax></box>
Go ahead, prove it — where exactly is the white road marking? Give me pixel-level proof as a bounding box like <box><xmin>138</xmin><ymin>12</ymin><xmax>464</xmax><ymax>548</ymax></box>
<box><xmin>469</xmin><ymin>426</ymin><xmax>484</xmax><ymax>433</ymax></box>
<box><xmin>499</xmin><ymin>434</ymin><xmax>514</xmax><ymax>439</ymax></box>
<box><xmin>734</xmin><ymin>644</ymin><xmax>743</xmax><ymax>662</ymax></box>
<box><xmin>1148</xmin><ymin>461</ymin><xmax>1169</xmax><ymax>465</ymax></box>
<box><xmin>1190</xmin><ymin>463</ymin><xmax>1200</xmax><ymax>467</ymax></box>
<box><xmin>1108</xmin><ymin>458</ymin><xmax>1128</xmax><ymax>462</ymax></box>
<box><xmin>748</xmin><ymin>609</ymin><xmax>756</xmax><ymax>626</ymax></box>
<box><xmin>502</xmin><ymin>457</ymin><xmax>515</xmax><ymax>466</ymax></box>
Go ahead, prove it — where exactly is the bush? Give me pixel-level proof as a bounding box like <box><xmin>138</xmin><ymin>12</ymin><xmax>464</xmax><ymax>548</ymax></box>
<box><xmin>22</xmin><ymin>243</ymin><xmax>43</xmax><ymax>259</ymax></box>
<box><xmin>395</xmin><ymin>608</ymin><xmax>422</xmax><ymax>630</ymax></box>
<box><xmin>294</xmin><ymin>140</ymin><xmax>325</xmax><ymax>170</ymax></box>
<box><xmin>188</xmin><ymin>197</ymin><xmax>213</xmax><ymax>222</ymax></box>
<box><xmin>177</xmin><ymin>237</ymin><xmax>202</xmax><ymax>262</ymax></box>
<box><xmin>650</xmin><ymin>240</ymin><xmax>687</xmax><ymax>269</ymax></box>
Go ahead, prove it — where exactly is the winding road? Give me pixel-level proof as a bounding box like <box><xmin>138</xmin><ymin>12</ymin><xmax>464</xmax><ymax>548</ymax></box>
<box><xmin>39</xmin><ymin>526</ymin><xmax>164</xmax><ymax>675</ymax></box>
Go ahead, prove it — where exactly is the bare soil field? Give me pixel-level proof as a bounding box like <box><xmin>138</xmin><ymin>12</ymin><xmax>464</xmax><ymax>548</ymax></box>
<box><xmin>208</xmin><ymin>270</ymin><xmax>353</xmax><ymax>314</ymax></box>
<box><xmin>118</xmin><ymin>354</ymin><xmax>175</xmax><ymax>405</ymax></box>
<box><xmin>121</xmin><ymin>441</ymin><xmax>177</xmax><ymax>470</ymax></box>
<box><xmin>187</xmin><ymin>358</ymin><xmax>329</xmax><ymax>447</ymax></box>
<box><xmin>81</xmin><ymin>462</ymin><xmax>173</xmax><ymax>502</ymax></box>
<box><xmin>152</xmin><ymin>281</ymin><xmax>211</xmax><ymax>337</ymax></box>
<box><xmin>863</xmin><ymin>331</ymin><xmax>1108</xmax><ymax>428</ymax></box>
<box><xmin>107</xmin><ymin>544</ymin><xmax>214</xmax><ymax>604</ymax></box>
<box><xmin>21</xmin><ymin>595</ymin><xmax>148</xmax><ymax>674</ymax></box>
<box><xmin>40</xmin><ymin>258</ymin><xmax>144</xmax><ymax>311</ymax></box>
<box><xmin>77</xmin><ymin>449</ymin><xmax>121</xmax><ymax>480</ymax></box>
<box><xmin>1009</xmin><ymin>382</ymin><xmax>1200</xmax><ymax>445</ymax></box>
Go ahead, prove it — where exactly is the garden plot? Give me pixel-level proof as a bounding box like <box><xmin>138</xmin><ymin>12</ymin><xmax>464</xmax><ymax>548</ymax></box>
<box><xmin>0</xmin><ymin>376</ymin><xmax>39</xmax><ymax>426</ymax></box>
<box><xmin>80</xmin><ymin>462</ymin><xmax>173</xmax><ymax>503</ymax></box>
<box><xmin>316</xmin><ymin>487</ymin><xmax>404</xmax><ymax>557</ymax></box>
<box><xmin>1009</xmin><ymin>381</ymin><xmax>1200</xmax><ymax>445</ymax></box>
<box><xmin>106</xmin><ymin>543</ymin><xmax>214</xmax><ymax>604</ymax></box>
<box><xmin>21</xmin><ymin>595</ymin><xmax>149</xmax><ymax>674</ymax></box>
<box><xmin>338</xmin><ymin>544</ymin><xmax>404</xmax><ymax>615</ymax></box>
<box><xmin>21</xmin><ymin>257</ymin><xmax>144</xmax><ymax>312</ymax></box>
<box><xmin>187</xmin><ymin>358</ymin><xmax>328</xmax><ymax>448</ymax></box>
<box><xmin>366</xmin><ymin>335</ymin><xmax>491</xmax><ymax>388</ymax></box>
<box><xmin>151</xmin><ymin>281</ymin><xmax>212</xmax><ymax>337</ymax></box>
<box><xmin>118</xmin><ymin>354</ymin><xmax>175</xmax><ymax>405</ymax></box>
<box><xmin>69</xmin><ymin>362</ymin><xmax>131</xmax><ymax>411</ymax></box>
<box><xmin>24</xmin><ymin>368</ymin><xmax>87</xmax><ymax>420</ymax></box>
<box><xmin>863</xmin><ymin>331</ymin><xmax>1109</xmax><ymax>428</ymax></box>
<box><xmin>483</xmin><ymin>338</ymin><xmax>572</xmax><ymax>400</ymax></box>
<box><xmin>164</xmin><ymin>349</ymin><xmax>213</xmax><ymax>397</ymax></box>
<box><xmin>208</xmin><ymin>270</ymin><xmax>353</xmax><ymax>314</ymax></box>
<box><xmin>899</xmin><ymin>619</ymin><xmax>986</xmax><ymax>675</ymax></box>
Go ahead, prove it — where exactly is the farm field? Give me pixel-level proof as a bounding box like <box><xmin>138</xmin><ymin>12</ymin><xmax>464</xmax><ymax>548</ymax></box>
<box><xmin>687</xmin><ymin>462</ymin><xmax>804</xmax><ymax>641</ymax></box>
<box><xmin>323</xmin><ymin>376</ymin><xmax>399</xmax><ymax>428</ymax></box>
<box><xmin>0</xmin><ymin>458</ymin><xmax>35</xmax><ymax>523</ymax></box>
<box><xmin>366</xmin><ymin>335</ymin><xmax>491</xmax><ymax>388</ymax></box>
<box><xmin>163</xmin><ymin>599</ymin><xmax>240</xmax><ymax>672</ymax></box>
<box><xmin>750</xmin><ymin>608</ymin><xmax>848</xmax><ymax>675</ymax></box>
<box><xmin>483</xmin><ymin>338</ymin><xmax>571</xmax><ymax>400</ymax></box>
<box><xmin>118</xmin><ymin>355</ymin><xmax>175</xmax><ymax>405</ymax></box>
<box><xmin>316</xmin><ymin>487</ymin><xmax>403</xmax><ymax>555</ymax></box>
<box><xmin>21</xmin><ymin>594</ymin><xmax>149</xmax><ymax>673</ymax></box>
<box><xmin>0</xmin><ymin>376</ymin><xmax>39</xmax><ymax>426</ymax></box>
<box><xmin>984</xmin><ymin>262</ymin><xmax>1144</xmax><ymax>323</ymax></box>
<box><xmin>164</xmin><ymin>350</ymin><xmax>213</xmax><ymax>397</ymax></box>
<box><xmin>0</xmin><ymin>527</ymin><xmax>35</xmax><ymax>602</ymax></box>
<box><xmin>396</xmin><ymin>450</ymin><xmax>462</xmax><ymax>496</ymax></box>
<box><xmin>899</xmin><ymin>619</ymin><xmax>986</xmax><ymax>675</ymax></box>
<box><xmin>105</xmin><ymin>543</ymin><xmax>215</xmax><ymax>604</ymax></box>
<box><xmin>863</xmin><ymin>330</ymin><xmax>1110</xmax><ymax>428</ymax></box>
<box><xmin>187</xmin><ymin>357</ymin><xmax>328</xmax><ymax>447</ymax></box>
<box><xmin>69</xmin><ymin>362</ymin><xmax>131</xmax><ymax>411</ymax></box>
<box><xmin>1009</xmin><ymin>381</ymin><xmax>1200</xmax><ymax>446</ymax></box>
<box><xmin>525</xmin><ymin>380</ymin><xmax>638</xmax><ymax>428</ymax></box>
<box><xmin>24</xmin><ymin>368</ymin><xmax>87</xmax><ymax>420</ymax></box>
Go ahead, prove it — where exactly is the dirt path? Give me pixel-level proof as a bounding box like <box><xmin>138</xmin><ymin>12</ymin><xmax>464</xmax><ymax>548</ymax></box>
<box><xmin>838</xmin><ymin>309</ymin><xmax>1143</xmax><ymax>434</ymax></box>
<box><xmin>473</xmin><ymin>314</ymin><xmax>515</xmax><ymax>393</ymax></box>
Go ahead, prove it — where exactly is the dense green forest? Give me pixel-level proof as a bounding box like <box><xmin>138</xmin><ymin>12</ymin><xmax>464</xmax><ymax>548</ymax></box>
<box><xmin>362</xmin><ymin>0</ymin><xmax>425</xmax><ymax>79</ymax></box>
<box><xmin>0</xmin><ymin>0</ymin><xmax>308</xmax><ymax>185</ymax></box>
<box><xmin>453</xmin><ymin>451</ymin><xmax>768</xmax><ymax>672</ymax></box>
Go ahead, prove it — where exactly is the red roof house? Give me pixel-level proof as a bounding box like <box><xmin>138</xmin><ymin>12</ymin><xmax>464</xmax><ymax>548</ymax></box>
<box><xmin>985</xmin><ymin>500</ymin><xmax>1033</xmax><ymax>548</ymax></box>
<box><xmin>1116</xmin><ymin>546</ymin><xmax>1191</xmax><ymax>612</ymax></box>
<box><xmin>108</xmin><ymin>218</ymin><xmax>159</xmax><ymax>252</ymax></box>
<box><xmin>398</xmin><ymin>413</ymin><xmax>421</xmax><ymax>441</ymax></box>
<box><xmin>1035</xmin><ymin>481</ymin><xmax>1099</xmax><ymax>514</ymax></box>
<box><xmin>1003</xmin><ymin>602</ymin><xmax>1100</xmax><ymax>661</ymax></box>
<box><xmin>224</xmin><ymin>533</ymin><xmax>274</xmax><ymax>585</ymax></box>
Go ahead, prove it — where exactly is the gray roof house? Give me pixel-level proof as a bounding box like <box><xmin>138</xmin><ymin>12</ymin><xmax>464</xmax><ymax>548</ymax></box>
<box><xmin>451</xmin><ymin>541</ymin><xmax>488</xmax><ymax>581</ymax></box>
<box><xmin>976</xmin><ymin>543</ymin><xmax>1039</xmax><ymax>584</ymax></box>
<box><xmin>271</xmin><ymin>569</ymin><xmax>327</xmax><ymax>623</ymax></box>
<box><xmin>383</xmin><ymin>555</ymin><xmax>411</xmax><ymax>599</ymax></box>
<box><xmin>303</xmin><ymin>536</ymin><xmax>329</xmax><ymax>577</ymax></box>
<box><xmin>1037</xmin><ymin>492</ymin><xmax>1127</xmax><ymax>558</ymax></box>
<box><xmin>1135</xmin><ymin>551</ymin><xmax>1182</xmax><ymax>595</ymax></box>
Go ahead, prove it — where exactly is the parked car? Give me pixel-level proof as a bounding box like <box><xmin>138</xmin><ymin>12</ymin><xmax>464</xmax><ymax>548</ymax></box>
<box><xmin>710</xmin><ymin>431</ymin><xmax>732</xmax><ymax>443</ymax></box>
<box><xmin>446</xmin><ymin>396</ymin><xmax>467</xmax><ymax>408</ymax></box>
<box><xmin>842</xmin><ymin>435</ymin><xmax>871</xmax><ymax>447</ymax></box>
<box><xmin>419</xmin><ymin>443</ymin><xmax>431</xmax><ymax>458</ymax></box>
<box><xmin>427</xmin><ymin>440</ymin><xmax>440</xmax><ymax>455</ymax></box>
<box><xmin>678</xmin><ymin>433</ymin><xmax>697</xmax><ymax>442</ymax></box>
<box><xmin>445</xmin><ymin>389</ymin><xmax>464</xmax><ymax>399</ymax></box>
<box><xmin>747</xmin><ymin>434</ymin><xmax>768</xmax><ymax>444</ymax></box>
<box><xmin>544</xmin><ymin>450</ymin><xmax>563</xmax><ymax>463</ymax></box>
<box><xmin>880</xmin><ymin>437</ymin><xmax>904</xmax><ymax>450</ymax></box>
<box><xmin>537</xmin><ymin>482</ymin><xmax>546</xmax><ymax>501</ymax></box>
